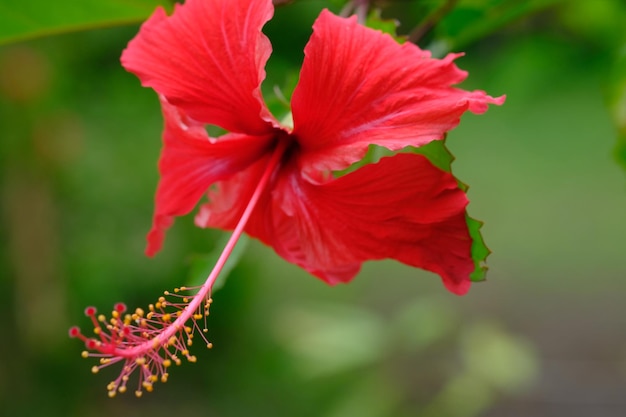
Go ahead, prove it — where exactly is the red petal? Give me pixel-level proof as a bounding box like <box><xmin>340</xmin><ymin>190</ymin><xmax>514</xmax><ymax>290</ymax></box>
<box><xmin>291</xmin><ymin>10</ymin><xmax>505</xmax><ymax>178</ymax></box>
<box><xmin>200</xmin><ymin>152</ymin><xmax>474</xmax><ymax>294</ymax></box>
<box><xmin>194</xmin><ymin>157</ymin><xmax>361</xmax><ymax>281</ymax></box>
<box><xmin>269</xmin><ymin>153</ymin><xmax>473</xmax><ymax>295</ymax></box>
<box><xmin>195</xmin><ymin>156</ymin><xmax>269</xmax><ymax>233</ymax></box>
<box><xmin>121</xmin><ymin>0</ymin><xmax>277</xmax><ymax>135</ymax></box>
<box><xmin>146</xmin><ymin>98</ymin><xmax>273</xmax><ymax>256</ymax></box>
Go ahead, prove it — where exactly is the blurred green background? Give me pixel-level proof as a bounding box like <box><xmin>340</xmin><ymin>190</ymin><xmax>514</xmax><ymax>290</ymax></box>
<box><xmin>1</xmin><ymin>0</ymin><xmax>625</xmax><ymax>416</ymax></box>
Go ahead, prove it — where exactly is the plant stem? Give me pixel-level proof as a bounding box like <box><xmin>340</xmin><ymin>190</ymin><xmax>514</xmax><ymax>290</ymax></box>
<box><xmin>409</xmin><ymin>0</ymin><xmax>459</xmax><ymax>44</ymax></box>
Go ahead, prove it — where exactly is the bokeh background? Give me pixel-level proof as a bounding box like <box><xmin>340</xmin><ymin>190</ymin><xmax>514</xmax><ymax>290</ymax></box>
<box><xmin>1</xmin><ymin>0</ymin><xmax>625</xmax><ymax>416</ymax></box>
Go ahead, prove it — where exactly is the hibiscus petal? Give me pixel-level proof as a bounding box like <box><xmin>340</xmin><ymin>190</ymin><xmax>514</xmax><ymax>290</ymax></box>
<box><xmin>291</xmin><ymin>10</ymin><xmax>505</xmax><ymax>178</ymax></box>
<box><xmin>195</xmin><ymin>157</ymin><xmax>363</xmax><ymax>281</ymax></box>
<box><xmin>267</xmin><ymin>153</ymin><xmax>474</xmax><ymax>295</ymax></box>
<box><xmin>121</xmin><ymin>0</ymin><xmax>277</xmax><ymax>135</ymax></box>
<box><xmin>146</xmin><ymin>98</ymin><xmax>274</xmax><ymax>256</ymax></box>
<box><xmin>195</xmin><ymin>156</ymin><xmax>269</xmax><ymax>233</ymax></box>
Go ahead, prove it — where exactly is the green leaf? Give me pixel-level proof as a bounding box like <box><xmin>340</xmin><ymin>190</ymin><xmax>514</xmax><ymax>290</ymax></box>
<box><xmin>336</xmin><ymin>140</ymin><xmax>454</xmax><ymax>177</ymax></box>
<box><xmin>409</xmin><ymin>137</ymin><xmax>455</xmax><ymax>174</ymax></box>
<box><xmin>187</xmin><ymin>233</ymin><xmax>250</xmax><ymax>293</ymax></box>
<box><xmin>337</xmin><ymin>140</ymin><xmax>490</xmax><ymax>283</ymax></box>
<box><xmin>467</xmin><ymin>216</ymin><xmax>490</xmax><ymax>282</ymax></box>
<box><xmin>434</xmin><ymin>0</ymin><xmax>566</xmax><ymax>51</ymax></box>
<box><xmin>0</xmin><ymin>0</ymin><xmax>171</xmax><ymax>45</ymax></box>
<box><xmin>365</xmin><ymin>9</ymin><xmax>405</xmax><ymax>43</ymax></box>
<box><xmin>410</xmin><ymin>139</ymin><xmax>490</xmax><ymax>283</ymax></box>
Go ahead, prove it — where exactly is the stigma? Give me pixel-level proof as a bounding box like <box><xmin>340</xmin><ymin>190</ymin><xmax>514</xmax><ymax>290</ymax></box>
<box><xmin>69</xmin><ymin>286</ymin><xmax>213</xmax><ymax>397</ymax></box>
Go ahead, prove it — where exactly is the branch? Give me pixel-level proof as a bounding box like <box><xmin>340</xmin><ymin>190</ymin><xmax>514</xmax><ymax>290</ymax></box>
<box><xmin>408</xmin><ymin>0</ymin><xmax>459</xmax><ymax>44</ymax></box>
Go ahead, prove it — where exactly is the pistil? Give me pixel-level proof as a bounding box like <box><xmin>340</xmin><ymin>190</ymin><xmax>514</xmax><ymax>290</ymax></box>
<box><xmin>70</xmin><ymin>138</ymin><xmax>289</xmax><ymax>396</ymax></box>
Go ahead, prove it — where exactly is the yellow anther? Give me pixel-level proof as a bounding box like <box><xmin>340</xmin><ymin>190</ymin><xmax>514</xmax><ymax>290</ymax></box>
<box><xmin>168</xmin><ymin>336</ymin><xmax>177</xmax><ymax>346</ymax></box>
<box><xmin>100</xmin><ymin>358</ymin><xmax>110</xmax><ymax>365</ymax></box>
<box><xmin>91</xmin><ymin>366</ymin><xmax>99</xmax><ymax>374</ymax></box>
<box><xmin>118</xmin><ymin>386</ymin><xmax>127</xmax><ymax>394</ymax></box>
<box><xmin>163</xmin><ymin>359</ymin><xmax>172</xmax><ymax>368</ymax></box>
<box><xmin>162</xmin><ymin>313</ymin><xmax>171</xmax><ymax>322</ymax></box>
<box><xmin>148</xmin><ymin>304</ymin><xmax>155</xmax><ymax>311</ymax></box>
<box><xmin>135</xmin><ymin>308</ymin><xmax>144</xmax><ymax>316</ymax></box>
<box><xmin>146</xmin><ymin>312</ymin><xmax>154</xmax><ymax>320</ymax></box>
<box><xmin>193</xmin><ymin>313</ymin><xmax>203</xmax><ymax>320</ymax></box>
<box><xmin>108</xmin><ymin>390</ymin><xmax>116</xmax><ymax>398</ymax></box>
<box><xmin>187</xmin><ymin>339</ymin><xmax>193</xmax><ymax>346</ymax></box>
<box><xmin>183</xmin><ymin>297</ymin><xmax>189</xmax><ymax>303</ymax></box>
<box><xmin>164</xmin><ymin>290</ymin><xmax>170</xmax><ymax>295</ymax></box>
<box><xmin>187</xmin><ymin>356</ymin><xmax>197</xmax><ymax>363</ymax></box>
<box><xmin>161</xmin><ymin>374</ymin><xmax>168</xmax><ymax>383</ymax></box>
<box><xmin>81</xmin><ymin>351</ymin><xmax>89</xmax><ymax>358</ymax></box>
<box><xmin>203</xmin><ymin>328</ymin><xmax>208</xmax><ymax>333</ymax></box>
<box><xmin>107</xmin><ymin>382</ymin><xmax>116</xmax><ymax>391</ymax></box>
<box><xmin>150</xmin><ymin>375</ymin><xmax>158</xmax><ymax>383</ymax></box>
<box><xmin>135</xmin><ymin>357</ymin><xmax>146</xmax><ymax>366</ymax></box>
<box><xmin>184</xmin><ymin>326</ymin><xmax>192</xmax><ymax>333</ymax></box>
<box><xmin>158</xmin><ymin>296</ymin><xmax>165</xmax><ymax>303</ymax></box>
<box><xmin>98</xmin><ymin>314</ymin><xmax>106</xmax><ymax>322</ymax></box>
<box><xmin>112</xmin><ymin>311</ymin><xmax>119</xmax><ymax>319</ymax></box>
<box><xmin>181</xmin><ymin>349</ymin><xmax>189</xmax><ymax>356</ymax></box>
<box><xmin>135</xmin><ymin>390</ymin><xmax>143</xmax><ymax>398</ymax></box>
<box><xmin>93</xmin><ymin>327</ymin><xmax>101</xmax><ymax>335</ymax></box>
<box><xmin>122</xmin><ymin>376</ymin><xmax>129</xmax><ymax>382</ymax></box>
<box><xmin>175</xmin><ymin>358</ymin><xmax>182</xmax><ymax>366</ymax></box>
<box><xmin>207</xmin><ymin>343</ymin><xmax>213</xmax><ymax>349</ymax></box>
<box><xmin>155</xmin><ymin>302</ymin><xmax>162</xmax><ymax>309</ymax></box>
<box><xmin>180</xmin><ymin>286</ymin><xmax>186</xmax><ymax>291</ymax></box>
<box><xmin>174</xmin><ymin>287</ymin><xmax>180</xmax><ymax>293</ymax></box>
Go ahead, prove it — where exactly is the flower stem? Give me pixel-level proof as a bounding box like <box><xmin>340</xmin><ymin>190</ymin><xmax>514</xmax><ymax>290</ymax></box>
<box><xmin>408</xmin><ymin>0</ymin><xmax>459</xmax><ymax>44</ymax></box>
<box><xmin>340</xmin><ymin>0</ymin><xmax>369</xmax><ymax>22</ymax></box>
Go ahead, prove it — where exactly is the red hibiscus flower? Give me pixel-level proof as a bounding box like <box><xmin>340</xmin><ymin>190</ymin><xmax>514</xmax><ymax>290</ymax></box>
<box><xmin>123</xmin><ymin>0</ymin><xmax>503</xmax><ymax>294</ymax></box>
<box><xmin>70</xmin><ymin>0</ymin><xmax>504</xmax><ymax>397</ymax></box>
